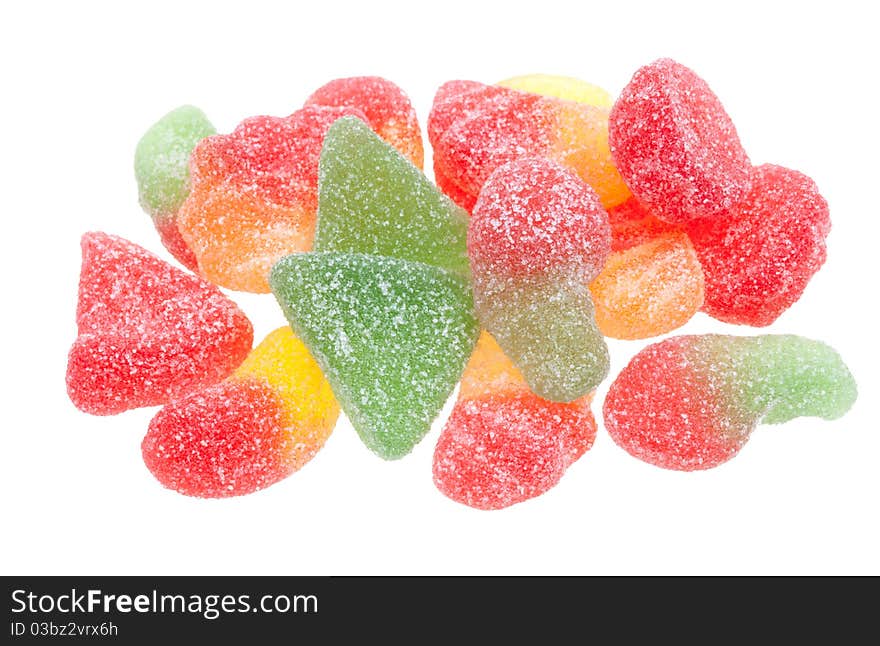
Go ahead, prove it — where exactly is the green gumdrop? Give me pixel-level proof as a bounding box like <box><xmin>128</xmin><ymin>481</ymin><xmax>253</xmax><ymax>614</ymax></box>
<box><xmin>476</xmin><ymin>275</ymin><xmax>609</xmax><ymax>402</ymax></box>
<box><xmin>270</xmin><ymin>252</ymin><xmax>479</xmax><ymax>460</ymax></box>
<box><xmin>728</xmin><ymin>335</ymin><xmax>857</xmax><ymax>424</ymax></box>
<box><xmin>314</xmin><ymin>116</ymin><xmax>470</xmax><ymax>276</ymax></box>
<box><xmin>134</xmin><ymin>106</ymin><xmax>215</xmax><ymax>219</ymax></box>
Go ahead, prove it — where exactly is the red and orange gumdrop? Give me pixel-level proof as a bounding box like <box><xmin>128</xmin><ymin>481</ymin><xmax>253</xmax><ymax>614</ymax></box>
<box><xmin>305</xmin><ymin>76</ymin><xmax>423</xmax><ymax>169</ymax></box>
<box><xmin>178</xmin><ymin>77</ymin><xmax>424</xmax><ymax>292</ymax></box>
<box><xmin>433</xmin><ymin>333</ymin><xmax>597</xmax><ymax>510</ymax></box>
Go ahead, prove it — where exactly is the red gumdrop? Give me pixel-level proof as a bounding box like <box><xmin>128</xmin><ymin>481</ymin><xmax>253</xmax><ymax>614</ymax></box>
<box><xmin>468</xmin><ymin>157</ymin><xmax>610</xmax><ymax>280</ymax></box>
<box><xmin>433</xmin><ymin>395</ymin><xmax>596</xmax><ymax>510</ymax></box>
<box><xmin>190</xmin><ymin>105</ymin><xmax>366</xmax><ymax>208</ymax></box>
<box><xmin>607</xmin><ymin>196</ymin><xmax>683</xmax><ymax>252</ymax></box>
<box><xmin>427</xmin><ymin>81</ymin><xmax>515</xmax><ymax>148</ymax></box>
<box><xmin>305</xmin><ymin>76</ymin><xmax>423</xmax><ymax>168</ymax></box>
<box><xmin>433</xmin><ymin>79</ymin><xmax>486</xmax><ymax>105</ymax></box>
<box><xmin>687</xmin><ymin>164</ymin><xmax>830</xmax><ymax>326</ymax></box>
<box><xmin>434</xmin><ymin>161</ymin><xmax>477</xmax><ymax>213</ymax></box>
<box><xmin>142</xmin><ymin>379</ymin><xmax>292</xmax><ymax>498</ymax></box>
<box><xmin>603</xmin><ymin>337</ymin><xmax>750</xmax><ymax>471</ymax></box>
<box><xmin>609</xmin><ymin>58</ymin><xmax>751</xmax><ymax>225</ymax></box>
<box><xmin>66</xmin><ymin>232</ymin><xmax>253</xmax><ymax>415</ymax></box>
<box><xmin>434</xmin><ymin>92</ymin><xmax>554</xmax><ymax>199</ymax></box>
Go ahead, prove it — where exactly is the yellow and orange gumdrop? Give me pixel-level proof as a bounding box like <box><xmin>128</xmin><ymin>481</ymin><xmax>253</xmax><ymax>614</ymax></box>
<box><xmin>588</xmin><ymin>196</ymin><xmax>703</xmax><ymax>339</ymax></box>
<box><xmin>590</xmin><ymin>232</ymin><xmax>704</xmax><ymax>340</ymax></box>
<box><xmin>142</xmin><ymin>327</ymin><xmax>339</xmax><ymax>498</ymax></box>
<box><xmin>497</xmin><ymin>74</ymin><xmax>613</xmax><ymax>108</ymax></box>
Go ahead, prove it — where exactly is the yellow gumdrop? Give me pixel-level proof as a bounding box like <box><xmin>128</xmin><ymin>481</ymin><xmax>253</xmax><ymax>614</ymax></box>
<box><xmin>589</xmin><ymin>232</ymin><xmax>705</xmax><ymax>340</ymax></box>
<box><xmin>498</xmin><ymin>74</ymin><xmax>613</xmax><ymax>108</ymax></box>
<box><xmin>235</xmin><ymin>327</ymin><xmax>339</xmax><ymax>434</ymax></box>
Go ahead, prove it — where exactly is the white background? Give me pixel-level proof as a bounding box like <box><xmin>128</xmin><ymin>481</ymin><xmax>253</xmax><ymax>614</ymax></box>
<box><xmin>2</xmin><ymin>0</ymin><xmax>877</xmax><ymax>575</ymax></box>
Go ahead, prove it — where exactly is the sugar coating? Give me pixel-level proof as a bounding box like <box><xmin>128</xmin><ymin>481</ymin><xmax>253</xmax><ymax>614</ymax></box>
<box><xmin>433</xmin><ymin>333</ymin><xmax>596</xmax><ymax>510</ymax></box>
<box><xmin>469</xmin><ymin>157</ymin><xmax>610</xmax><ymax>280</ymax></box>
<box><xmin>429</xmin><ymin>81</ymin><xmax>630</xmax><ymax>210</ymax></box>
<box><xmin>687</xmin><ymin>164</ymin><xmax>830</xmax><ymax>326</ymax></box>
<box><xmin>590</xmin><ymin>232</ymin><xmax>704</xmax><ymax>340</ymax></box>
<box><xmin>134</xmin><ymin>106</ymin><xmax>215</xmax><ymax>269</ymax></box>
<box><xmin>427</xmin><ymin>83</ymin><xmax>526</xmax><ymax>210</ymax></box>
<box><xmin>142</xmin><ymin>327</ymin><xmax>339</xmax><ymax>498</ymax></box>
<box><xmin>497</xmin><ymin>74</ymin><xmax>613</xmax><ymax>108</ymax></box>
<box><xmin>178</xmin><ymin>106</ymin><xmax>366</xmax><ymax>292</ymax></box>
<box><xmin>427</xmin><ymin>82</ymin><xmax>512</xmax><ymax>150</ymax></box>
<box><xmin>603</xmin><ymin>334</ymin><xmax>857</xmax><ymax>471</ymax></box>
<box><xmin>469</xmin><ymin>158</ymin><xmax>611</xmax><ymax>402</ymax></box>
<box><xmin>437</xmin><ymin>90</ymin><xmax>553</xmax><ymax>197</ymax></box>
<box><xmin>314</xmin><ymin>117</ymin><xmax>469</xmax><ymax>276</ymax></box>
<box><xmin>305</xmin><ymin>76</ymin><xmax>424</xmax><ymax>169</ymax></box>
<box><xmin>66</xmin><ymin>232</ymin><xmax>253</xmax><ymax>416</ymax></box>
<box><xmin>270</xmin><ymin>252</ymin><xmax>479</xmax><ymax>460</ymax></box>
<box><xmin>609</xmin><ymin>58</ymin><xmax>751</xmax><ymax>224</ymax></box>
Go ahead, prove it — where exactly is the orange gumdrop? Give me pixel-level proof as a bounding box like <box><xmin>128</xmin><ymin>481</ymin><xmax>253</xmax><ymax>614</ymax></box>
<box><xmin>178</xmin><ymin>108</ymin><xmax>362</xmax><ymax>293</ymax></box>
<box><xmin>458</xmin><ymin>332</ymin><xmax>529</xmax><ymax>401</ymax></box>
<box><xmin>549</xmin><ymin>101</ymin><xmax>631</xmax><ymax>210</ymax></box>
<box><xmin>178</xmin><ymin>187</ymin><xmax>315</xmax><ymax>293</ymax></box>
<box><xmin>589</xmin><ymin>232</ymin><xmax>704</xmax><ymax>339</ymax></box>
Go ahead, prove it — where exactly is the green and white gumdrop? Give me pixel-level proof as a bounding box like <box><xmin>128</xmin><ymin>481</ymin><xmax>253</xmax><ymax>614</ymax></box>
<box><xmin>270</xmin><ymin>252</ymin><xmax>479</xmax><ymax>460</ymax></box>
<box><xmin>314</xmin><ymin>116</ymin><xmax>469</xmax><ymax>276</ymax></box>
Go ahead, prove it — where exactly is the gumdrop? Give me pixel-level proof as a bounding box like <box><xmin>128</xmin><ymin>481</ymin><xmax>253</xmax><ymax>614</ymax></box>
<box><xmin>427</xmin><ymin>82</ymin><xmax>519</xmax><ymax>213</ymax></box>
<box><xmin>497</xmin><ymin>73</ymin><xmax>613</xmax><ymax>108</ymax></box>
<box><xmin>469</xmin><ymin>157</ymin><xmax>611</xmax><ymax>402</ymax></box>
<box><xmin>427</xmin><ymin>82</ymin><xmax>512</xmax><ymax>150</ymax></box>
<box><xmin>314</xmin><ymin>116</ymin><xmax>469</xmax><ymax>276</ymax></box>
<box><xmin>609</xmin><ymin>58</ymin><xmax>751</xmax><ymax>224</ymax></box>
<box><xmin>134</xmin><ymin>105</ymin><xmax>215</xmax><ymax>269</ymax></box>
<box><xmin>305</xmin><ymin>76</ymin><xmax>424</xmax><ymax>169</ymax></box>
<box><xmin>142</xmin><ymin>327</ymin><xmax>339</xmax><ymax>498</ymax></box>
<box><xmin>66</xmin><ymin>233</ymin><xmax>253</xmax><ymax>415</ymax></box>
<box><xmin>433</xmin><ymin>333</ymin><xmax>597</xmax><ymax>510</ymax></box>
<box><xmin>603</xmin><ymin>334</ymin><xmax>857</xmax><ymax>471</ymax></box>
<box><xmin>590</xmin><ymin>232</ymin><xmax>704</xmax><ymax>339</ymax></box>
<box><xmin>589</xmin><ymin>196</ymin><xmax>702</xmax><ymax>338</ymax></box>
<box><xmin>430</xmin><ymin>81</ymin><xmax>630</xmax><ymax>211</ymax></box>
<box><xmin>687</xmin><ymin>164</ymin><xmax>830</xmax><ymax>326</ymax></box>
<box><xmin>270</xmin><ymin>252</ymin><xmax>479</xmax><ymax>460</ymax></box>
<box><xmin>177</xmin><ymin>105</ymin><xmax>366</xmax><ymax>292</ymax></box>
